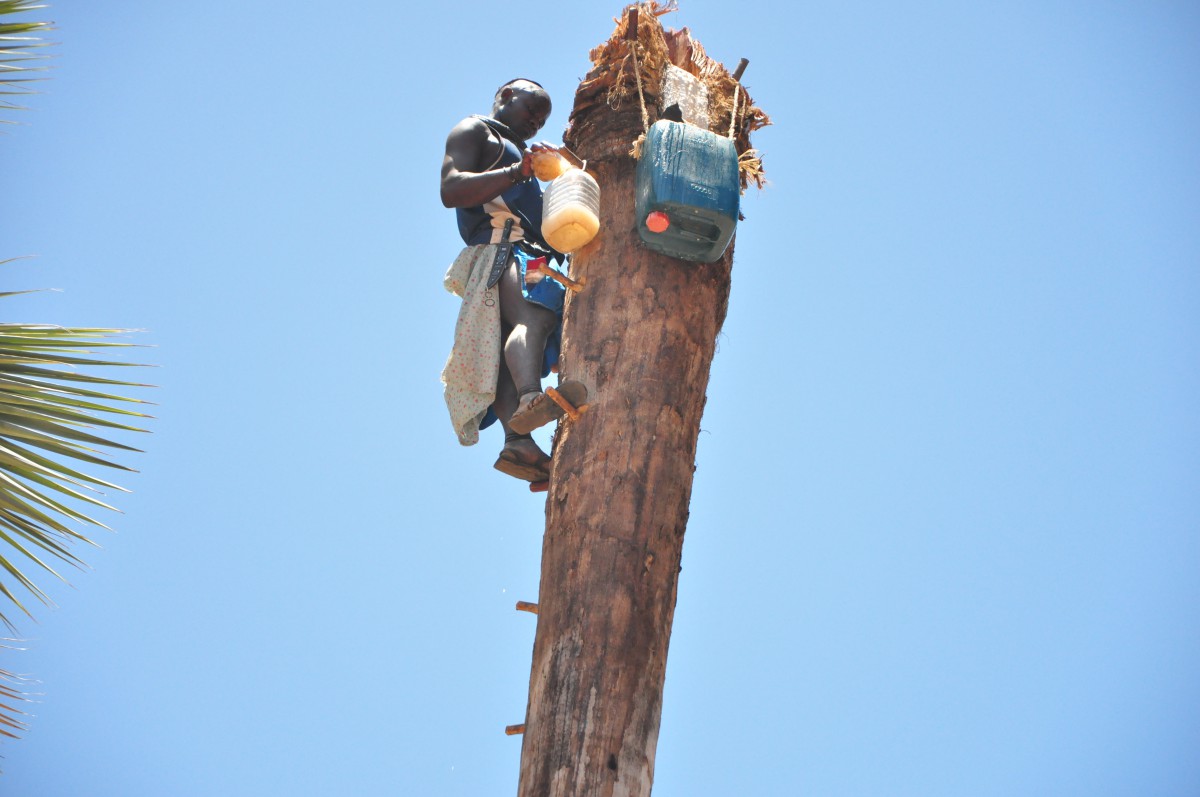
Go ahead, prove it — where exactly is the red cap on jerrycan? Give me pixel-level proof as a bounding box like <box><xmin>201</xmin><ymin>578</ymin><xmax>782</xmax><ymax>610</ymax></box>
<box><xmin>645</xmin><ymin>211</ymin><xmax>670</xmax><ymax>233</ymax></box>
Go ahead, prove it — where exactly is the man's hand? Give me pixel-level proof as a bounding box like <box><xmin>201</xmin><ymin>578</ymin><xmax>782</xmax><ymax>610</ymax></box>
<box><xmin>520</xmin><ymin>141</ymin><xmax>560</xmax><ymax>179</ymax></box>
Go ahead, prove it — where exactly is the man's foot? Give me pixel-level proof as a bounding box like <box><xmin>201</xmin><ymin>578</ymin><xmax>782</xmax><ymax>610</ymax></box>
<box><xmin>508</xmin><ymin>380</ymin><xmax>588</xmax><ymax>435</ymax></box>
<box><xmin>493</xmin><ymin>437</ymin><xmax>551</xmax><ymax>482</ymax></box>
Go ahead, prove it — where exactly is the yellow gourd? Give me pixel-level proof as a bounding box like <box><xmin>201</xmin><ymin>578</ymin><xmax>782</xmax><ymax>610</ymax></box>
<box><xmin>531</xmin><ymin>150</ymin><xmax>568</xmax><ymax>181</ymax></box>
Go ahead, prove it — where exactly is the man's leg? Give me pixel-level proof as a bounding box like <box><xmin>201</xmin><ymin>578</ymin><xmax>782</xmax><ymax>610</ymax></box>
<box><xmin>493</xmin><ymin>319</ymin><xmax>519</xmax><ymax>428</ymax></box>
<box><xmin>493</xmin><ymin>353</ymin><xmax>550</xmax><ymax>475</ymax></box>
<box><xmin>499</xmin><ymin>258</ymin><xmax>559</xmax><ymax>415</ymax></box>
<box><xmin>494</xmin><ymin>262</ymin><xmax>557</xmax><ymax>471</ymax></box>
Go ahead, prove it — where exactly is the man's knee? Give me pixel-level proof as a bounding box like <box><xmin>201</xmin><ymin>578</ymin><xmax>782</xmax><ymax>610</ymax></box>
<box><xmin>526</xmin><ymin>307</ymin><xmax>558</xmax><ymax>339</ymax></box>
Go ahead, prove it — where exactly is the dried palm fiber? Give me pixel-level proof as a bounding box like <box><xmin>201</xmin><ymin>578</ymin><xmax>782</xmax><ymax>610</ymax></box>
<box><xmin>704</xmin><ymin>63</ymin><xmax>771</xmax><ymax>190</ymax></box>
<box><xmin>565</xmin><ymin>3</ymin><xmax>669</xmax><ymax>163</ymax></box>
<box><xmin>564</xmin><ymin>2</ymin><xmax>769</xmax><ymax>190</ymax></box>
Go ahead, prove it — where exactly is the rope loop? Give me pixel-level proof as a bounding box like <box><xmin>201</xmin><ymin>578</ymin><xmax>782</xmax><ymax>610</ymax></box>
<box><xmin>728</xmin><ymin>82</ymin><xmax>741</xmax><ymax>139</ymax></box>
<box><xmin>630</xmin><ymin>40</ymin><xmax>651</xmax><ymax>135</ymax></box>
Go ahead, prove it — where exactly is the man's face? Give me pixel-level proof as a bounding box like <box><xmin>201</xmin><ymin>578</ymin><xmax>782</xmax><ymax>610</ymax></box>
<box><xmin>496</xmin><ymin>85</ymin><xmax>552</xmax><ymax>142</ymax></box>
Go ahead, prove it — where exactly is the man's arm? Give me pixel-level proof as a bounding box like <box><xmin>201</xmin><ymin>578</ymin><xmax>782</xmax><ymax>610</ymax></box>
<box><xmin>440</xmin><ymin>118</ymin><xmax>531</xmax><ymax>209</ymax></box>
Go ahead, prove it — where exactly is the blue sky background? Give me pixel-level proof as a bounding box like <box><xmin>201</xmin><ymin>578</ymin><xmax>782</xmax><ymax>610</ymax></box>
<box><xmin>3</xmin><ymin>2</ymin><xmax>1197</xmax><ymax>795</ymax></box>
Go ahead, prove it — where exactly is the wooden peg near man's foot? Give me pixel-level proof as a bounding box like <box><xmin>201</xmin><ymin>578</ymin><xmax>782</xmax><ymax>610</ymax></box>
<box><xmin>545</xmin><ymin>386</ymin><xmax>588</xmax><ymax>421</ymax></box>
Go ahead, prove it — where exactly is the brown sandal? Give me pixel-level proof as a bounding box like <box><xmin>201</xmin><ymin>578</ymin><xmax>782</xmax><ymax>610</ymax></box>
<box><xmin>508</xmin><ymin>380</ymin><xmax>588</xmax><ymax>435</ymax></box>
<box><xmin>493</xmin><ymin>447</ymin><xmax>551</xmax><ymax>482</ymax></box>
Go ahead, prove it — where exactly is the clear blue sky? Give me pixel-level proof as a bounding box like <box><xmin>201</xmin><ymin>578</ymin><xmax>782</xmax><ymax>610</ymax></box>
<box><xmin>3</xmin><ymin>2</ymin><xmax>1197</xmax><ymax>795</ymax></box>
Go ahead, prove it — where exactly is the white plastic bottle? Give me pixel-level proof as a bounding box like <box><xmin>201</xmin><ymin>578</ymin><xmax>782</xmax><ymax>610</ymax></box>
<box><xmin>541</xmin><ymin>166</ymin><xmax>601</xmax><ymax>253</ymax></box>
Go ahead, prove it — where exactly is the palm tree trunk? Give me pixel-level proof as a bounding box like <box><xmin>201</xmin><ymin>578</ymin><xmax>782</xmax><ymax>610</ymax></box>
<box><xmin>517</xmin><ymin>7</ymin><xmax>764</xmax><ymax>795</ymax></box>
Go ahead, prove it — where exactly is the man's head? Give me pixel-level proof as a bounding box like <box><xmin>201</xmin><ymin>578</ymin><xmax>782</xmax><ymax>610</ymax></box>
<box><xmin>492</xmin><ymin>78</ymin><xmax>552</xmax><ymax>142</ymax></box>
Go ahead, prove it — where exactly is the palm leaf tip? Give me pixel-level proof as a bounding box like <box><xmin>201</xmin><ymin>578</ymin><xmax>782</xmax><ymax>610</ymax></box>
<box><xmin>0</xmin><ymin>0</ymin><xmax>51</xmax><ymax>127</ymax></box>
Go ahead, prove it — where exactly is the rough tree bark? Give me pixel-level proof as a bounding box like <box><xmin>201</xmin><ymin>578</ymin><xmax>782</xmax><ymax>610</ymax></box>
<box><xmin>517</xmin><ymin>6</ymin><xmax>767</xmax><ymax>796</ymax></box>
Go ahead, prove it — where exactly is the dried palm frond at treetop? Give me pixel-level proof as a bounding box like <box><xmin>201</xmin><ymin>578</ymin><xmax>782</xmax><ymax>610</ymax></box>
<box><xmin>564</xmin><ymin>1</ymin><xmax>770</xmax><ymax>189</ymax></box>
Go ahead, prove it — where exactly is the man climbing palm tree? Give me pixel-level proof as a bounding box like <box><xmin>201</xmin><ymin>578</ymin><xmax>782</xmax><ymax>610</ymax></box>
<box><xmin>439</xmin><ymin>79</ymin><xmax>582</xmax><ymax>483</ymax></box>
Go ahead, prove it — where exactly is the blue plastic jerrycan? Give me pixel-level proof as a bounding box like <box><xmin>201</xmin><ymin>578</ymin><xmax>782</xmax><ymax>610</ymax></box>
<box><xmin>635</xmin><ymin>120</ymin><xmax>740</xmax><ymax>263</ymax></box>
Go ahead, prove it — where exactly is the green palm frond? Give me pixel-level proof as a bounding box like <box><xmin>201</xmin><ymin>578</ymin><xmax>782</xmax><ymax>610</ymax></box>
<box><xmin>0</xmin><ymin>1</ymin><xmax>51</xmax><ymax>124</ymax></box>
<box><xmin>0</xmin><ymin>321</ymin><xmax>152</xmax><ymax>626</ymax></box>
<box><xmin>0</xmin><ymin>329</ymin><xmax>151</xmax><ymax>752</ymax></box>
